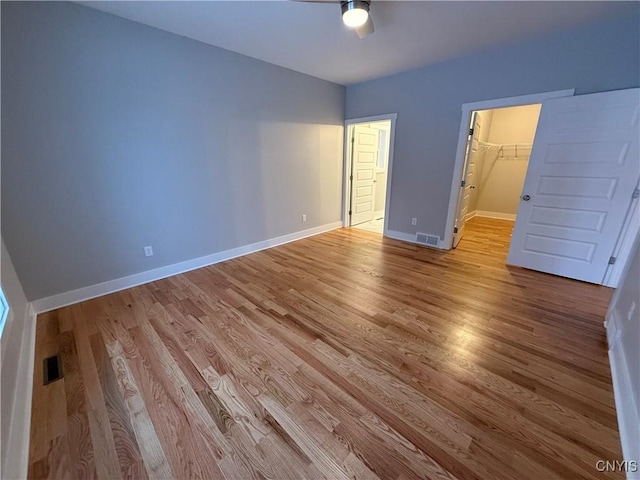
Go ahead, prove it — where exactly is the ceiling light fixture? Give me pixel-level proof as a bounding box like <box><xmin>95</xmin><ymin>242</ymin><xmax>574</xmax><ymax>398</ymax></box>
<box><xmin>341</xmin><ymin>1</ymin><xmax>370</xmax><ymax>28</ymax></box>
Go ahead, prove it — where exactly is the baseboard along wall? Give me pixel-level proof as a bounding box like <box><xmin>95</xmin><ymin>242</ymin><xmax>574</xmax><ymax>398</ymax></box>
<box><xmin>31</xmin><ymin>221</ymin><xmax>342</xmax><ymax>314</ymax></box>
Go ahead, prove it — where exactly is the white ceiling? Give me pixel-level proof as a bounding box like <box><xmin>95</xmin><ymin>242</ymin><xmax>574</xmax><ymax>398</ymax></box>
<box><xmin>79</xmin><ymin>1</ymin><xmax>637</xmax><ymax>85</ymax></box>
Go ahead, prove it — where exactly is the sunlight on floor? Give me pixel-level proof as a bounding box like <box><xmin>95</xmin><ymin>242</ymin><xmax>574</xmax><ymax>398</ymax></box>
<box><xmin>352</xmin><ymin>216</ymin><xmax>384</xmax><ymax>234</ymax></box>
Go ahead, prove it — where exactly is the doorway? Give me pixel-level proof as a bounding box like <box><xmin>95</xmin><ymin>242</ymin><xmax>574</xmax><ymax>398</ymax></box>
<box><xmin>445</xmin><ymin>88</ymin><xmax>640</xmax><ymax>286</ymax></box>
<box><xmin>343</xmin><ymin>114</ymin><xmax>397</xmax><ymax>235</ymax></box>
<box><xmin>453</xmin><ymin>103</ymin><xmax>541</xmax><ymax>248</ymax></box>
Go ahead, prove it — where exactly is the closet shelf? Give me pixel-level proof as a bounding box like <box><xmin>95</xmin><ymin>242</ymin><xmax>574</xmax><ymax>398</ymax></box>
<box><xmin>477</xmin><ymin>141</ymin><xmax>532</xmax><ymax>159</ymax></box>
<box><xmin>477</xmin><ymin>141</ymin><xmax>532</xmax><ymax>148</ymax></box>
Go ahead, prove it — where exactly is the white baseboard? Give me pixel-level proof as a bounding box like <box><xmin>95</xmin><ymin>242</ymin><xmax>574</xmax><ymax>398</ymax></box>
<box><xmin>1</xmin><ymin>305</ymin><xmax>37</xmax><ymax>480</ymax></box>
<box><xmin>32</xmin><ymin>221</ymin><xmax>342</xmax><ymax>314</ymax></box>
<box><xmin>385</xmin><ymin>229</ymin><xmax>416</xmax><ymax>243</ymax></box>
<box><xmin>474</xmin><ymin>210</ymin><xmax>516</xmax><ymax>221</ymax></box>
<box><xmin>606</xmin><ymin>310</ymin><xmax>640</xmax><ymax>479</ymax></box>
<box><xmin>385</xmin><ymin>229</ymin><xmax>447</xmax><ymax>250</ymax></box>
<box><xmin>464</xmin><ymin>211</ymin><xmax>477</xmax><ymax>222</ymax></box>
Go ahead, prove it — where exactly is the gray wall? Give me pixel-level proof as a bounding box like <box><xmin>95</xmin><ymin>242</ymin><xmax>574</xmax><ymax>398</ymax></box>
<box><xmin>1</xmin><ymin>2</ymin><xmax>345</xmax><ymax>300</ymax></box>
<box><xmin>346</xmin><ymin>12</ymin><xmax>640</xmax><ymax>240</ymax></box>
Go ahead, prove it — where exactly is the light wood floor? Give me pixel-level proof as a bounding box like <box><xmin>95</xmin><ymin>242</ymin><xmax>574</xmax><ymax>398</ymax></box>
<box><xmin>28</xmin><ymin>217</ymin><xmax>622</xmax><ymax>480</ymax></box>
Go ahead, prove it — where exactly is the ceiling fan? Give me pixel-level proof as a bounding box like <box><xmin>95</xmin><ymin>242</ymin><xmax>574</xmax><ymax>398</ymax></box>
<box><xmin>296</xmin><ymin>0</ymin><xmax>375</xmax><ymax>39</ymax></box>
<box><xmin>341</xmin><ymin>1</ymin><xmax>374</xmax><ymax>38</ymax></box>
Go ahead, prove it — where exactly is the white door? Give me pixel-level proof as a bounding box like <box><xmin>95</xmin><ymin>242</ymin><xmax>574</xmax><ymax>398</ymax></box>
<box><xmin>507</xmin><ymin>88</ymin><xmax>640</xmax><ymax>284</ymax></box>
<box><xmin>453</xmin><ymin>112</ymin><xmax>481</xmax><ymax>247</ymax></box>
<box><xmin>350</xmin><ymin>125</ymin><xmax>378</xmax><ymax>226</ymax></box>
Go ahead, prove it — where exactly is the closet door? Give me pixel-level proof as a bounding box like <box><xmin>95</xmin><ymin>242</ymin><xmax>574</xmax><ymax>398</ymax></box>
<box><xmin>507</xmin><ymin>88</ymin><xmax>639</xmax><ymax>284</ymax></box>
<box><xmin>453</xmin><ymin>113</ymin><xmax>481</xmax><ymax>247</ymax></box>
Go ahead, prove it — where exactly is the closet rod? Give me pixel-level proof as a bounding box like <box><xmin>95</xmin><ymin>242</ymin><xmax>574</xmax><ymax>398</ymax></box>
<box><xmin>477</xmin><ymin>140</ymin><xmax>532</xmax><ymax>148</ymax></box>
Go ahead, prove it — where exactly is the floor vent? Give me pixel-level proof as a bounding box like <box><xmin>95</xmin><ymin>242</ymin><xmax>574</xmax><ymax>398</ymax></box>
<box><xmin>416</xmin><ymin>233</ymin><xmax>439</xmax><ymax>247</ymax></box>
<box><xmin>43</xmin><ymin>355</ymin><xmax>63</xmax><ymax>385</ymax></box>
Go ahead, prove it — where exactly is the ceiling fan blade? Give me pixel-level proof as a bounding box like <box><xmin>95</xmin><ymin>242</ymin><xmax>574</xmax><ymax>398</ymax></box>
<box><xmin>355</xmin><ymin>15</ymin><xmax>374</xmax><ymax>38</ymax></box>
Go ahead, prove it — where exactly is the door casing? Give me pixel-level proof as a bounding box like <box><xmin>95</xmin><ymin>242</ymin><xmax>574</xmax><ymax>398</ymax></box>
<box><xmin>444</xmin><ymin>89</ymin><xmax>576</xmax><ymax>251</ymax></box>
<box><xmin>444</xmin><ymin>88</ymin><xmax>640</xmax><ymax>287</ymax></box>
<box><xmin>343</xmin><ymin>113</ymin><xmax>398</xmax><ymax>236</ymax></box>
<box><xmin>452</xmin><ymin>112</ymin><xmax>481</xmax><ymax>248</ymax></box>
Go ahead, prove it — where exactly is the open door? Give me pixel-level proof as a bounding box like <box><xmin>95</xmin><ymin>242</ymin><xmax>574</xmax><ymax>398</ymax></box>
<box><xmin>507</xmin><ymin>88</ymin><xmax>640</xmax><ymax>284</ymax></box>
<box><xmin>350</xmin><ymin>125</ymin><xmax>378</xmax><ymax>226</ymax></box>
<box><xmin>453</xmin><ymin>112</ymin><xmax>480</xmax><ymax>247</ymax></box>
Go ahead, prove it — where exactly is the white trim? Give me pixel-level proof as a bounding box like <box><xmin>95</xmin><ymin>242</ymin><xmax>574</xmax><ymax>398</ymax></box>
<box><xmin>474</xmin><ymin>210</ymin><xmax>517</xmax><ymax>221</ymax></box>
<box><xmin>31</xmin><ymin>221</ymin><xmax>342</xmax><ymax>314</ymax></box>
<box><xmin>385</xmin><ymin>229</ymin><xmax>416</xmax><ymax>244</ymax></box>
<box><xmin>603</xmin><ymin>183</ymin><xmax>639</xmax><ymax>288</ymax></box>
<box><xmin>458</xmin><ymin>89</ymin><xmax>576</xmax><ymax>112</ymax></box>
<box><xmin>346</xmin><ymin>113</ymin><xmax>398</xmax><ymax>124</ymax></box>
<box><xmin>2</xmin><ymin>304</ymin><xmax>37</xmax><ymax>480</ymax></box>
<box><xmin>606</xmin><ymin>311</ymin><xmax>640</xmax><ymax>479</ymax></box>
<box><xmin>443</xmin><ymin>89</ymin><xmax>576</xmax><ymax>250</ymax></box>
<box><xmin>342</xmin><ymin>124</ymin><xmax>353</xmax><ymax>228</ymax></box>
<box><xmin>343</xmin><ymin>113</ymin><xmax>397</xmax><ymax>239</ymax></box>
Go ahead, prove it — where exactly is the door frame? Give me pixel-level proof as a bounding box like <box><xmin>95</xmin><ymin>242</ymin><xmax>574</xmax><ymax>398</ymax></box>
<box><xmin>343</xmin><ymin>113</ymin><xmax>398</xmax><ymax>236</ymax></box>
<box><xmin>442</xmin><ymin>89</ymin><xmax>575</xmax><ymax>250</ymax></box>
<box><xmin>603</xmin><ymin>179</ymin><xmax>639</xmax><ymax>287</ymax></box>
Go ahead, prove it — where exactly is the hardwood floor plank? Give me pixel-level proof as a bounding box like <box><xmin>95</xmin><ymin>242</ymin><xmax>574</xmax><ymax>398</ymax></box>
<box><xmin>89</xmin><ymin>333</ymin><xmax>148</xmax><ymax>480</ymax></box>
<box><xmin>258</xmin><ymin>394</ymin><xmax>353</xmax><ymax>480</ymax></box>
<box><xmin>58</xmin><ymin>328</ymin><xmax>97</xmax><ymax>480</ymax></box>
<box><xmin>70</xmin><ymin>304</ymin><xmax>121</xmax><ymax>480</ymax></box>
<box><xmin>124</xmin><ymin>325</ymin><xmax>227</xmax><ymax>479</ymax></box>
<box><xmin>28</xmin><ymin>312</ymin><xmax>61</xmax><ymax>466</ymax></box>
<box><xmin>101</xmin><ymin>334</ymin><xmax>174</xmax><ymax>479</ymax></box>
<box><xmin>29</xmin><ymin>218</ymin><xmax>622</xmax><ymax>479</ymax></box>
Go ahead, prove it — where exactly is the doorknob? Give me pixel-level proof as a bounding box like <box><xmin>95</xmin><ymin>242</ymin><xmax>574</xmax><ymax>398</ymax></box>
<box><xmin>522</xmin><ymin>194</ymin><xmax>531</xmax><ymax>201</ymax></box>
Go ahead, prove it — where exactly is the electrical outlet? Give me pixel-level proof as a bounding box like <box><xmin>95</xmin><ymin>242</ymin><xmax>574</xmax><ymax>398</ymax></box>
<box><xmin>628</xmin><ymin>301</ymin><xmax>636</xmax><ymax>321</ymax></box>
<box><xmin>144</xmin><ymin>246</ymin><xmax>153</xmax><ymax>257</ymax></box>
<box><xmin>411</xmin><ymin>217</ymin><xmax>417</xmax><ymax>226</ymax></box>
<box><xmin>302</xmin><ymin>214</ymin><xmax>307</xmax><ymax>222</ymax></box>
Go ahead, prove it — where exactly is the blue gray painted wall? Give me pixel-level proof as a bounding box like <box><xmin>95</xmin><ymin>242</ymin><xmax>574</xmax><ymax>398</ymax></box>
<box><xmin>3</xmin><ymin>2</ymin><xmax>639</xmax><ymax>300</ymax></box>
<box><xmin>346</xmin><ymin>12</ymin><xmax>640</xmax><ymax>241</ymax></box>
<box><xmin>2</xmin><ymin>2</ymin><xmax>345</xmax><ymax>300</ymax></box>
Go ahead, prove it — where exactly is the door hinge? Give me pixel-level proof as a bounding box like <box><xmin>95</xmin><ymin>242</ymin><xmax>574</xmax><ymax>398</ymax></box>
<box><xmin>609</xmin><ymin>256</ymin><xmax>616</xmax><ymax>265</ymax></box>
<box><xmin>469</xmin><ymin>128</ymin><xmax>474</xmax><ymax>136</ymax></box>
<box><xmin>350</xmin><ymin>175</ymin><xmax>353</xmax><ymax>181</ymax></box>
<box><xmin>632</xmin><ymin>187</ymin><xmax>640</xmax><ymax>199</ymax></box>
<box><xmin>461</xmin><ymin>180</ymin><xmax>466</xmax><ymax>188</ymax></box>
<box><xmin>349</xmin><ymin>210</ymin><xmax>352</xmax><ymax>216</ymax></box>
<box><xmin>351</xmin><ymin>136</ymin><xmax>355</xmax><ymax>144</ymax></box>
<box><xmin>454</xmin><ymin>227</ymin><xmax>459</xmax><ymax>234</ymax></box>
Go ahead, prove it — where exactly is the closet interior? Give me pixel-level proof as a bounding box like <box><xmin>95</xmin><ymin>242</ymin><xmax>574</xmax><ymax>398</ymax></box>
<box><xmin>467</xmin><ymin>104</ymin><xmax>541</xmax><ymax>222</ymax></box>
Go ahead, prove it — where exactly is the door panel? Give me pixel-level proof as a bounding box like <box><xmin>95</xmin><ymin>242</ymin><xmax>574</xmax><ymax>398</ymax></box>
<box><xmin>528</xmin><ymin>206</ymin><xmax>606</xmax><ymax>232</ymax></box>
<box><xmin>507</xmin><ymin>88</ymin><xmax>640</xmax><ymax>284</ymax></box>
<box><xmin>453</xmin><ymin>112</ymin><xmax>481</xmax><ymax>247</ymax></box>
<box><xmin>351</xmin><ymin>126</ymin><xmax>378</xmax><ymax>226</ymax></box>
